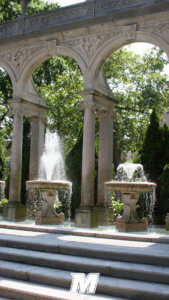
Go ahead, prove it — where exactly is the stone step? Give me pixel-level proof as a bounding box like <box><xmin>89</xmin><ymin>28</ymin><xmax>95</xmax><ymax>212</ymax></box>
<box><xmin>0</xmin><ymin>230</ymin><xmax>169</xmax><ymax>267</ymax></box>
<box><xmin>0</xmin><ymin>277</ymin><xmax>114</xmax><ymax>300</ymax></box>
<box><xmin>0</xmin><ymin>222</ymin><xmax>169</xmax><ymax>244</ymax></box>
<box><xmin>0</xmin><ymin>246</ymin><xmax>169</xmax><ymax>284</ymax></box>
<box><xmin>0</xmin><ymin>260</ymin><xmax>169</xmax><ymax>299</ymax></box>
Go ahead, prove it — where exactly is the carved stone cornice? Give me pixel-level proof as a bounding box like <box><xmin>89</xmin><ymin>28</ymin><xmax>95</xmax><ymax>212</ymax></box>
<box><xmin>0</xmin><ymin>0</ymin><xmax>168</xmax><ymax>44</ymax></box>
<box><xmin>95</xmin><ymin>0</ymin><xmax>146</xmax><ymax>11</ymax></box>
<box><xmin>79</xmin><ymin>89</ymin><xmax>117</xmax><ymax>117</ymax></box>
<box><xmin>8</xmin><ymin>98</ymin><xmax>48</xmax><ymax>118</ymax></box>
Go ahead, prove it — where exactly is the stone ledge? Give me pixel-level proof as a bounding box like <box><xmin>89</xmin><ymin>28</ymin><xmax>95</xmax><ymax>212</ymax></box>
<box><xmin>1</xmin><ymin>0</ymin><xmax>169</xmax><ymax>42</ymax></box>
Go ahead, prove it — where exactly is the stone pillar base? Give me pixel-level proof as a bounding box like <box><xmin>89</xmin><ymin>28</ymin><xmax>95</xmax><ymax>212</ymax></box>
<box><xmin>35</xmin><ymin>212</ymin><xmax>65</xmax><ymax>225</ymax></box>
<box><xmin>116</xmin><ymin>217</ymin><xmax>148</xmax><ymax>232</ymax></box>
<box><xmin>166</xmin><ymin>213</ymin><xmax>169</xmax><ymax>232</ymax></box>
<box><xmin>75</xmin><ymin>206</ymin><xmax>112</xmax><ymax>228</ymax></box>
<box><xmin>3</xmin><ymin>203</ymin><xmax>26</xmax><ymax>222</ymax></box>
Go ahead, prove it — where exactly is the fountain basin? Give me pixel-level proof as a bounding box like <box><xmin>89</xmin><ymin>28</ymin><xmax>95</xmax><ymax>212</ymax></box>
<box><xmin>26</xmin><ymin>180</ymin><xmax>72</xmax><ymax>225</ymax></box>
<box><xmin>105</xmin><ymin>181</ymin><xmax>156</xmax><ymax>193</ymax></box>
<box><xmin>26</xmin><ymin>180</ymin><xmax>71</xmax><ymax>190</ymax></box>
<box><xmin>104</xmin><ymin>180</ymin><xmax>156</xmax><ymax>232</ymax></box>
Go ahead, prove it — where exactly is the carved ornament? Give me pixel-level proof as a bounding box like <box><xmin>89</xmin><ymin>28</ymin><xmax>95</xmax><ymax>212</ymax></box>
<box><xmin>122</xmin><ymin>24</ymin><xmax>137</xmax><ymax>42</ymax></box>
<box><xmin>65</xmin><ymin>32</ymin><xmax>119</xmax><ymax>61</ymax></box>
<box><xmin>45</xmin><ymin>39</ymin><xmax>58</xmax><ymax>51</ymax></box>
<box><xmin>0</xmin><ymin>46</ymin><xmax>43</xmax><ymax>76</ymax></box>
<box><xmin>97</xmin><ymin>0</ymin><xmax>146</xmax><ymax>11</ymax></box>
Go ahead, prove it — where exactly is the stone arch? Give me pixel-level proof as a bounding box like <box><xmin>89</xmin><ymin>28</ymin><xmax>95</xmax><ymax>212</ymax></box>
<box><xmin>88</xmin><ymin>30</ymin><xmax>169</xmax><ymax>88</ymax></box>
<box><xmin>19</xmin><ymin>45</ymin><xmax>87</xmax><ymax>90</ymax></box>
<box><xmin>0</xmin><ymin>60</ymin><xmax>16</xmax><ymax>92</ymax></box>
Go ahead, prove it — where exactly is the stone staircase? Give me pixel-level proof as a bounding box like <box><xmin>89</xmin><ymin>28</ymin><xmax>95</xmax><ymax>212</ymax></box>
<box><xmin>0</xmin><ymin>224</ymin><xmax>169</xmax><ymax>299</ymax></box>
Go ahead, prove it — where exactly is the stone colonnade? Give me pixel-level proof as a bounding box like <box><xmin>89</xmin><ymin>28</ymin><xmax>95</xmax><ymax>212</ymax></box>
<box><xmin>75</xmin><ymin>89</ymin><xmax>116</xmax><ymax>227</ymax></box>
<box><xmin>3</xmin><ymin>98</ymin><xmax>47</xmax><ymax>221</ymax></box>
<box><xmin>3</xmin><ymin>89</ymin><xmax>116</xmax><ymax>226</ymax></box>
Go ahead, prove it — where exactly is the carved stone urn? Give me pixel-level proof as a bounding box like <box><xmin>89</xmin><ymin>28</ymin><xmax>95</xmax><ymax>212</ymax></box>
<box><xmin>105</xmin><ymin>181</ymin><xmax>156</xmax><ymax>232</ymax></box>
<box><xmin>26</xmin><ymin>180</ymin><xmax>71</xmax><ymax>225</ymax></box>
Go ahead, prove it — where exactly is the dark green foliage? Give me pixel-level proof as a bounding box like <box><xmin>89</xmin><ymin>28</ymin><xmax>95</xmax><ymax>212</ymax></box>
<box><xmin>104</xmin><ymin>47</ymin><xmax>169</xmax><ymax>161</ymax></box>
<box><xmin>140</xmin><ymin>110</ymin><xmax>163</xmax><ymax>181</ymax></box>
<box><xmin>139</xmin><ymin>110</ymin><xmax>169</xmax><ymax>224</ymax></box>
<box><xmin>21</xmin><ymin>118</ymin><xmax>30</xmax><ymax>204</ymax></box>
<box><xmin>33</xmin><ymin>56</ymin><xmax>83</xmax><ymax>154</ymax></box>
<box><xmin>0</xmin><ymin>0</ymin><xmax>59</xmax><ymax>23</ymax></box>
<box><xmin>27</xmin><ymin>0</ymin><xmax>59</xmax><ymax>16</ymax></box>
<box><xmin>0</xmin><ymin>0</ymin><xmax>21</xmax><ymax>22</ymax></box>
<box><xmin>0</xmin><ymin>69</ymin><xmax>13</xmax><ymax>198</ymax></box>
<box><xmin>66</xmin><ymin>128</ymin><xmax>83</xmax><ymax>218</ymax></box>
<box><xmin>158</xmin><ymin>164</ymin><xmax>169</xmax><ymax>223</ymax></box>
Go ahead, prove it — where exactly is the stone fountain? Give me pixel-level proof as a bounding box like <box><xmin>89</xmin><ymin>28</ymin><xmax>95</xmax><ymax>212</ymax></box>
<box><xmin>105</xmin><ymin>163</ymin><xmax>156</xmax><ymax>232</ymax></box>
<box><xmin>26</xmin><ymin>131</ymin><xmax>72</xmax><ymax>225</ymax></box>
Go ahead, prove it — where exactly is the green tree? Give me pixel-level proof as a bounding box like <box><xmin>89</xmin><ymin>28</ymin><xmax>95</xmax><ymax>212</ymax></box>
<box><xmin>103</xmin><ymin>47</ymin><xmax>169</xmax><ymax>165</ymax></box>
<box><xmin>159</xmin><ymin>164</ymin><xmax>169</xmax><ymax>223</ymax></box>
<box><xmin>66</xmin><ymin>128</ymin><xmax>83</xmax><ymax>217</ymax></box>
<box><xmin>0</xmin><ymin>0</ymin><xmax>59</xmax><ymax>22</ymax></box>
<box><xmin>33</xmin><ymin>56</ymin><xmax>83</xmax><ymax>154</ymax></box>
<box><xmin>139</xmin><ymin>111</ymin><xmax>169</xmax><ymax>223</ymax></box>
<box><xmin>139</xmin><ymin>109</ymin><xmax>163</xmax><ymax>181</ymax></box>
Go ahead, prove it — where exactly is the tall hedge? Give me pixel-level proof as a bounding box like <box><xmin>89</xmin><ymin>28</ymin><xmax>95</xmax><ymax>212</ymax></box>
<box><xmin>140</xmin><ymin>109</ymin><xmax>169</xmax><ymax>224</ymax></box>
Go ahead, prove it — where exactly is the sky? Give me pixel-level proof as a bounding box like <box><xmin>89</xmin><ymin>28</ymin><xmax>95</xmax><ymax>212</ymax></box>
<box><xmin>47</xmin><ymin>0</ymin><xmax>84</xmax><ymax>7</ymax></box>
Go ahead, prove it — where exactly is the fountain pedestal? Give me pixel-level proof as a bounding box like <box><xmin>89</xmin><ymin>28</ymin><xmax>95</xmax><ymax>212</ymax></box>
<box><xmin>26</xmin><ymin>180</ymin><xmax>71</xmax><ymax>225</ymax></box>
<box><xmin>105</xmin><ymin>181</ymin><xmax>156</xmax><ymax>232</ymax></box>
<box><xmin>116</xmin><ymin>192</ymin><xmax>148</xmax><ymax>232</ymax></box>
<box><xmin>35</xmin><ymin>189</ymin><xmax>65</xmax><ymax>225</ymax></box>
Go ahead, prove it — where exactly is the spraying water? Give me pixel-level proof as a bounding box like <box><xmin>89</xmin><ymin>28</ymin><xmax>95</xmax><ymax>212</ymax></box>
<box><xmin>39</xmin><ymin>131</ymin><xmax>66</xmax><ymax>181</ymax></box>
<box><xmin>26</xmin><ymin>131</ymin><xmax>72</xmax><ymax>223</ymax></box>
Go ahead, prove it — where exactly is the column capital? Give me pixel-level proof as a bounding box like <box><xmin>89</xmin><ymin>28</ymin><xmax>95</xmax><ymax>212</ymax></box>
<box><xmin>8</xmin><ymin>98</ymin><xmax>48</xmax><ymax>118</ymax></box>
<box><xmin>96</xmin><ymin>108</ymin><xmax>116</xmax><ymax>119</ymax></box>
<box><xmin>79</xmin><ymin>88</ymin><xmax>117</xmax><ymax>114</ymax></box>
<box><xmin>29</xmin><ymin>115</ymin><xmax>47</xmax><ymax>124</ymax></box>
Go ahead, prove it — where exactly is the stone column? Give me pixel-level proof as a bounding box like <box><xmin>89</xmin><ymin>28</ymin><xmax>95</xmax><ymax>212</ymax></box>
<box><xmin>9</xmin><ymin>111</ymin><xmax>23</xmax><ymax>203</ymax></box>
<box><xmin>3</xmin><ymin>110</ymin><xmax>26</xmax><ymax>221</ymax></box>
<box><xmin>81</xmin><ymin>106</ymin><xmax>95</xmax><ymax>207</ymax></box>
<box><xmin>29</xmin><ymin>116</ymin><xmax>45</xmax><ymax>180</ymax></box>
<box><xmin>97</xmin><ymin>110</ymin><xmax>114</xmax><ymax>206</ymax></box>
<box><xmin>75</xmin><ymin>100</ymin><xmax>96</xmax><ymax>227</ymax></box>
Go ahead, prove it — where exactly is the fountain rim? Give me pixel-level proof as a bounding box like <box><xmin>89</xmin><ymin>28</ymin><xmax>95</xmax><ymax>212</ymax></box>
<box><xmin>104</xmin><ymin>181</ymin><xmax>156</xmax><ymax>186</ymax></box>
<box><xmin>104</xmin><ymin>180</ymin><xmax>156</xmax><ymax>192</ymax></box>
<box><xmin>26</xmin><ymin>179</ymin><xmax>72</xmax><ymax>190</ymax></box>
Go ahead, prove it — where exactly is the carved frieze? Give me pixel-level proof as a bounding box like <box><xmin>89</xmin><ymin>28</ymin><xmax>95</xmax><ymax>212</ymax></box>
<box><xmin>0</xmin><ymin>46</ymin><xmax>43</xmax><ymax>75</ymax></box>
<box><xmin>140</xmin><ymin>21</ymin><xmax>169</xmax><ymax>38</ymax></box>
<box><xmin>96</xmin><ymin>0</ymin><xmax>146</xmax><ymax>11</ymax></box>
<box><xmin>65</xmin><ymin>32</ymin><xmax>119</xmax><ymax>61</ymax></box>
<box><xmin>24</xmin><ymin>4</ymin><xmax>94</xmax><ymax>33</ymax></box>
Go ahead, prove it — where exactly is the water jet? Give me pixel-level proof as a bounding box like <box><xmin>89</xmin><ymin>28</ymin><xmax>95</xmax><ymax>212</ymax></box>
<box><xmin>26</xmin><ymin>131</ymin><xmax>72</xmax><ymax>225</ymax></box>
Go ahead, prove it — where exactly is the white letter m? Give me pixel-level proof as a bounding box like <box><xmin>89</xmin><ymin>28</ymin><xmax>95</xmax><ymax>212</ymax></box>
<box><xmin>70</xmin><ymin>273</ymin><xmax>100</xmax><ymax>294</ymax></box>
